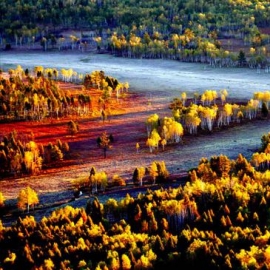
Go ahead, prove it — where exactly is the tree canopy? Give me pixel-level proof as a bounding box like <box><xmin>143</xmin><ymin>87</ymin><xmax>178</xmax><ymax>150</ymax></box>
<box><xmin>17</xmin><ymin>186</ymin><xmax>39</xmax><ymax>212</ymax></box>
<box><xmin>1</xmin><ymin>0</ymin><xmax>270</xmax><ymax>66</ymax></box>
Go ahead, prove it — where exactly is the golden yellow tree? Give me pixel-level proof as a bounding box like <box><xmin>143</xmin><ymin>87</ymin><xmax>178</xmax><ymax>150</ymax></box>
<box><xmin>170</xmin><ymin>120</ymin><xmax>184</xmax><ymax>143</ymax></box>
<box><xmin>198</xmin><ymin>105</ymin><xmax>217</xmax><ymax>131</ymax></box>
<box><xmin>122</xmin><ymin>254</ymin><xmax>132</xmax><ymax>270</ymax></box>
<box><xmin>146</xmin><ymin>113</ymin><xmax>159</xmax><ymax>137</ymax></box>
<box><xmin>92</xmin><ymin>171</ymin><xmax>108</xmax><ymax>193</ymax></box>
<box><xmin>146</xmin><ymin>138</ymin><xmax>156</xmax><ymax>153</ymax></box>
<box><xmin>150</xmin><ymin>129</ymin><xmax>161</xmax><ymax>149</ymax></box>
<box><xmin>181</xmin><ymin>92</ymin><xmax>187</xmax><ymax>106</ymax></box>
<box><xmin>136</xmin><ymin>142</ymin><xmax>140</xmax><ymax>153</ymax></box>
<box><xmin>149</xmin><ymin>162</ymin><xmax>158</xmax><ymax>184</ymax></box>
<box><xmin>24</xmin><ymin>151</ymin><xmax>34</xmax><ymax>172</ymax></box>
<box><xmin>138</xmin><ymin>167</ymin><xmax>146</xmax><ymax>186</ymax></box>
<box><xmin>0</xmin><ymin>192</ymin><xmax>5</xmax><ymax>207</ymax></box>
<box><xmin>220</xmin><ymin>89</ymin><xmax>228</xmax><ymax>105</ymax></box>
<box><xmin>17</xmin><ymin>186</ymin><xmax>39</xmax><ymax>212</ymax></box>
<box><xmin>162</xmin><ymin>117</ymin><xmax>184</xmax><ymax>143</ymax></box>
<box><xmin>161</xmin><ymin>138</ymin><xmax>167</xmax><ymax>150</ymax></box>
<box><xmin>43</xmin><ymin>258</ymin><xmax>54</xmax><ymax>270</ymax></box>
<box><xmin>182</xmin><ymin>104</ymin><xmax>201</xmax><ymax>134</ymax></box>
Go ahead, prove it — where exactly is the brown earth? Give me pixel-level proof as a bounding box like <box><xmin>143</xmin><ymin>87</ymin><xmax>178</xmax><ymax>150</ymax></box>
<box><xmin>1</xmin><ymin>78</ymin><xmax>197</xmax><ymax>225</ymax></box>
<box><xmin>0</xmin><ymin>78</ymin><xmax>266</xmax><ymax>202</ymax></box>
<box><xmin>0</xmin><ymin>80</ymin><xmax>172</xmax><ymax>202</ymax></box>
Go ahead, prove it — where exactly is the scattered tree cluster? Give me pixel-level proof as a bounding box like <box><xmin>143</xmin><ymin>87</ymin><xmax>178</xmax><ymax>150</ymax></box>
<box><xmin>88</xmin><ymin>166</ymin><xmax>108</xmax><ymax>194</ymax></box>
<box><xmin>144</xmin><ymin>88</ymin><xmax>270</xmax><ymax>155</ymax></box>
<box><xmin>0</xmin><ymin>66</ymin><xmax>91</xmax><ymax>121</ymax></box>
<box><xmin>17</xmin><ymin>186</ymin><xmax>39</xmax><ymax>213</ymax></box>
<box><xmin>0</xmin><ymin>130</ymin><xmax>69</xmax><ymax>178</ymax></box>
<box><xmin>43</xmin><ymin>139</ymin><xmax>69</xmax><ymax>164</ymax></box>
<box><xmin>0</xmin><ymin>130</ymin><xmax>43</xmax><ymax>177</ymax></box>
<box><xmin>0</xmin><ymin>66</ymin><xmax>129</xmax><ymax>122</ymax></box>
<box><xmin>251</xmin><ymin>131</ymin><xmax>270</xmax><ymax>171</ymax></box>
<box><xmin>72</xmin><ymin>160</ymin><xmax>169</xmax><ymax>195</ymax></box>
<box><xmin>133</xmin><ymin>160</ymin><xmax>169</xmax><ymax>186</ymax></box>
<box><xmin>146</xmin><ymin>114</ymin><xmax>183</xmax><ymax>153</ymax></box>
<box><xmin>84</xmin><ymin>70</ymin><xmax>129</xmax><ymax>120</ymax></box>
<box><xmin>72</xmin><ymin>166</ymin><xmax>122</xmax><ymax>196</ymax></box>
<box><xmin>146</xmin><ymin>89</ymin><xmax>270</xmax><ymax>150</ymax></box>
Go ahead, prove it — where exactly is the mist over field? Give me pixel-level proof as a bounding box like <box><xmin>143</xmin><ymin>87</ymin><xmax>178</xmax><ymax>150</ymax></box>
<box><xmin>1</xmin><ymin>52</ymin><xmax>270</xmax><ymax>100</ymax></box>
<box><xmin>0</xmin><ymin>51</ymin><xmax>270</xmax><ymax>202</ymax></box>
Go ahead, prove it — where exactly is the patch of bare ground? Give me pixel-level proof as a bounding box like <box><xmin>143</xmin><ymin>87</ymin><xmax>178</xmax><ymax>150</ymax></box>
<box><xmin>0</xmin><ymin>81</ymin><xmax>177</xmax><ymax>224</ymax></box>
<box><xmin>0</xmin><ymin>81</ymin><xmax>166</xmax><ymax>200</ymax></box>
<box><xmin>220</xmin><ymin>28</ymin><xmax>270</xmax><ymax>54</ymax></box>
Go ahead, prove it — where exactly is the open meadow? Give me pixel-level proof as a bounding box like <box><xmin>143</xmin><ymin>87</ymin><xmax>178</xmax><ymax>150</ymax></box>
<box><xmin>1</xmin><ymin>50</ymin><xmax>270</xmax><ymax>270</ymax></box>
<box><xmin>0</xmin><ymin>51</ymin><xmax>270</xmax><ymax>220</ymax></box>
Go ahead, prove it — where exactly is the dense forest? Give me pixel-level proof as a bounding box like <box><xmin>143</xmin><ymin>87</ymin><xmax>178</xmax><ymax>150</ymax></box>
<box><xmin>1</xmin><ymin>132</ymin><xmax>270</xmax><ymax>269</ymax></box>
<box><xmin>1</xmin><ymin>0</ymin><xmax>270</xmax><ymax>67</ymax></box>
<box><xmin>1</xmin><ymin>0</ymin><xmax>270</xmax><ymax>36</ymax></box>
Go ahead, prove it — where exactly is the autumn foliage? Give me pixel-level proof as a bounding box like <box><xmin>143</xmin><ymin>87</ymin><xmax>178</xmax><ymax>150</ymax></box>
<box><xmin>0</xmin><ymin>130</ymin><xmax>69</xmax><ymax>178</ymax></box>
<box><xmin>2</xmin><ymin>69</ymin><xmax>270</xmax><ymax>268</ymax></box>
<box><xmin>2</xmin><ymin>138</ymin><xmax>270</xmax><ymax>269</ymax></box>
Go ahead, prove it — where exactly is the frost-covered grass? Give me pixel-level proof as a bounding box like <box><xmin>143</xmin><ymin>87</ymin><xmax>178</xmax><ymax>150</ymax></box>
<box><xmin>1</xmin><ymin>52</ymin><xmax>269</xmax><ymax>225</ymax></box>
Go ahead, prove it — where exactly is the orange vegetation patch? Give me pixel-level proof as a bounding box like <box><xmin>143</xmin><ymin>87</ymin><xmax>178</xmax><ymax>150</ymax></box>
<box><xmin>0</xmin><ymin>76</ymin><xmax>265</xmax><ymax>203</ymax></box>
<box><xmin>0</xmin><ymin>78</ymin><xmax>162</xmax><ymax>200</ymax></box>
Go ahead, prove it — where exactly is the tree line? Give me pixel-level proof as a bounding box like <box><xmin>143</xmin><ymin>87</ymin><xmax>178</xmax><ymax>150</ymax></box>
<box><xmin>0</xmin><ymin>66</ymin><xmax>126</xmax><ymax>121</ymax></box>
<box><xmin>71</xmin><ymin>159</ymin><xmax>170</xmax><ymax>196</ymax></box>
<box><xmin>144</xmin><ymin>89</ymin><xmax>270</xmax><ymax>153</ymax></box>
<box><xmin>1</xmin><ymin>1</ymin><xmax>270</xmax><ymax>68</ymax></box>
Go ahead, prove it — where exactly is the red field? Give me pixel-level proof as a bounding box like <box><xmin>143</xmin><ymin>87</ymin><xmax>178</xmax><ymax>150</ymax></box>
<box><xmin>0</xmin><ymin>71</ymin><xmax>269</xmax><ymax>218</ymax></box>
<box><xmin>0</xmin><ymin>80</ymin><xmax>172</xmax><ymax>204</ymax></box>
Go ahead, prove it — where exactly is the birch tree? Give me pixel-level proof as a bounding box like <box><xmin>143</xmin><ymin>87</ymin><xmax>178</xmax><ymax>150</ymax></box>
<box><xmin>0</xmin><ymin>192</ymin><xmax>5</xmax><ymax>207</ymax></box>
<box><xmin>17</xmin><ymin>186</ymin><xmax>39</xmax><ymax>212</ymax></box>
<box><xmin>149</xmin><ymin>162</ymin><xmax>158</xmax><ymax>185</ymax></box>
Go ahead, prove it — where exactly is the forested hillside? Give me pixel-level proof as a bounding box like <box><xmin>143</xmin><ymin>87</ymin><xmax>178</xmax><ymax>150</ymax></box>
<box><xmin>1</xmin><ymin>0</ymin><xmax>270</xmax><ymax>67</ymax></box>
<box><xmin>1</xmin><ymin>0</ymin><xmax>270</xmax><ymax>34</ymax></box>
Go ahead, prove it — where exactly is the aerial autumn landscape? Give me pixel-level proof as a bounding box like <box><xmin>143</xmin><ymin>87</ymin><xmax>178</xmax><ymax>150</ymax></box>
<box><xmin>1</xmin><ymin>1</ymin><xmax>270</xmax><ymax>269</ymax></box>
